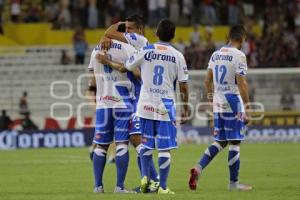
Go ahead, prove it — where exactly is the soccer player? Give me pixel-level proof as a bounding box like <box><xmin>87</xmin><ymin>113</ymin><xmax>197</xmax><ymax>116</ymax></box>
<box><xmin>188</xmin><ymin>25</ymin><xmax>252</xmax><ymax>191</ymax></box>
<box><xmin>99</xmin><ymin>14</ymin><xmax>160</xmax><ymax>191</ymax></box>
<box><xmin>88</xmin><ymin>33</ymin><xmax>137</xmax><ymax>193</ymax></box>
<box><xmin>98</xmin><ymin>19</ymin><xmax>189</xmax><ymax>194</ymax></box>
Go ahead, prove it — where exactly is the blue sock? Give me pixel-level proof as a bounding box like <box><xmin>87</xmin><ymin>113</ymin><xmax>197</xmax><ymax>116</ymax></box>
<box><xmin>228</xmin><ymin>145</ymin><xmax>240</xmax><ymax>182</ymax></box>
<box><xmin>149</xmin><ymin>159</ymin><xmax>159</xmax><ymax>182</ymax></box>
<box><xmin>140</xmin><ymin>147</ymin><xmax>153</xmax><ymax>178</ymax></box>
<box><xmin>158</xmin><ymin>152</ymin><xmax>171</xmax><ymax>190</ymax></box>
<box><xmin>115</xmin><ymin>144</ymin><xmax>129</xmax><ymax>188</ymax></box>
<box><xmin>93</xmin><ymin>148</ymin><xmax>107</xmax><ymax>187</ymax></box>
<box><xmin>199</xmin><ymin>142</ymin><xmax>223</xmax><ymax>170</ymax></box>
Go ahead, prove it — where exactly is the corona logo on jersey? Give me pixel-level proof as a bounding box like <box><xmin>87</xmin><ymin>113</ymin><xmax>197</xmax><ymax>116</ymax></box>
<box><xmin>144</xmin><ymin>51</ymin><xmax>176</xmax><ymax>63</ymax></box>
<box><xmin>99</xmin><ymin>95</ymin><xmax>122</xmax><ymax>102</ymax></box>
<box><xmin>143</xmin><ymin>105</ymin><xmax>168</xmax><ymax>115</ymax></box>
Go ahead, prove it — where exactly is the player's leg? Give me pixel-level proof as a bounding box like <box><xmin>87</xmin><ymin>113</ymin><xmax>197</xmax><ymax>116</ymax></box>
<box><xmin>113</xmin><ymin>108</ymin><xmax>134</xmax><ymax>193</ymax></box>
<box><xmin>130</xmin><ymin>114</ymin><xmax>159</xmax><ymax>182</ymax></box>
<box><xmin>156</xmin><ymin>120</ymin><xmax>177</xmax><ymax>194</ymax></box>
<box><xmin>93</xmin><ymin>144</ymin><xmax>109</xmax><ymax>193</ymax></box>
<box><xmin>224</xmin><ymin>112</ymin><xmax>252</xmax><ymax>190</ymax></box>
<box><xmin>189</xmin><ymin>113</ymin><xmax>227</xmax><ymax>190</ymax></box>
<box><xmin>139</xmin><ymin>117</ymin><xmax>156</xmax><ymax>193</ymax></box>
<box><xmin>92</xmin><ymin>108</ymin><xmax>114</xmax><ymax>193</ymax></box>
<box><xmin>114</xmin><ymin>141</ymin><xmax>130</xmax><ymax>192</ymax></box>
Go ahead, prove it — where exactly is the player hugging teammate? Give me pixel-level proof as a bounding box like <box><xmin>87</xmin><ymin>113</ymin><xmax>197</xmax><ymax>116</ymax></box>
<box><xmin>89</xmin><ymin>16</ymin><xmax>189</xmax><ymax>194</ymax></box>
<box><xmin>88</xmin><ymin>14</ymin><xmax>251</xmax><ymax>194</ymax></box>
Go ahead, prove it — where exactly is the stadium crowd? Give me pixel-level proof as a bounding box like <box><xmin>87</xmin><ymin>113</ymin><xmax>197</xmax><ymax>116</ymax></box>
<box><xmin>0</xmin><ymin>0</ymin><xmax>299</xmax><ymax>68</ymax></box>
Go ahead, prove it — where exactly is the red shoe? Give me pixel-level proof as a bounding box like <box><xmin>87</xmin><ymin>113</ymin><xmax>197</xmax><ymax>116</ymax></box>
<box><xmin>189</xmin><ymin>168</ymin><xmax>200</xmax><ymax>190</ymax></box>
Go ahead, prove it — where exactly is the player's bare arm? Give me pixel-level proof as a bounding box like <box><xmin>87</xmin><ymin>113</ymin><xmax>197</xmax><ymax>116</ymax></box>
<box><xmin>104</xmin><ymin>22</ymin><xmax>127</xmax><ymax>43</ymax></box>
<box><xmin>236</xmin><ymin>74</ymin><xmax>250</xmax><ymax>123</ymax></box>
<box><xmin>86</xmin><ymin>71</ymin><xmax>96</xmax><ymax>105</ymax></box>
<box><xmin>179</xmin><ymin>82</ymin><xmax>189</xmax><ymax>124</ymax></box>
<box><xmin>96</xmin><ymin>52</ymin><xmax>128</xmax><ymax>73</ymax></box>
<box><xmin>205</xmin><ymin>69</ymin><xmax>214</xmax><ymax>103</ymax></box>
<box><xmin>99</xmin><ymin>36</ymin><xmax>112</xmax><ymax>51</ymax></box>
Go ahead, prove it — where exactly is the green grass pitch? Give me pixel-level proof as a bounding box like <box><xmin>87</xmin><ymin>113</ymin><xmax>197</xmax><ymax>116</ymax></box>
<box><xmin>0</xmin><ymin>143</ymin><xmax>299</xmax><ymax>200</ymax></box>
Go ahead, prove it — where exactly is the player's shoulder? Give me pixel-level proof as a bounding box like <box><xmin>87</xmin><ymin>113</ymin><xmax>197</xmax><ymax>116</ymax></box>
<box><xmin>232</xmin><ymin>48</ymin><xmax>245</xmax><ymax>57</ymax></box>
<box><xmin>109</xmin><ymin>39</ymin><xmax>134</xmax><ymax>50</ymax></box>
<box><xmin>170</xmin><ymin>45</ymin><xmax>185</xmax><ymax>59</ymax></box>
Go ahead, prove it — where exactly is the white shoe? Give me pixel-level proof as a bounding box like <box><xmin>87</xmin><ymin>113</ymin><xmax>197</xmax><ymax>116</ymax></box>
<box><xmin>228</xmin><ymin>182</ymin><xmax>253</xmax><ymax>191</ymax></box>
<box><xmin>94</xmin><ymin>186</ymin><xmax>104</xmax><ymax>193</ymax></box>
<box><xmin>114</xmin><ymin>186</ymin><xmax>137</xmax><ymax>193</ymax></box>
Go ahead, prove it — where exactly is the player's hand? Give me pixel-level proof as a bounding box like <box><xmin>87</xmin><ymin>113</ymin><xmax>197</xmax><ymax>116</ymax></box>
<box><xmin>180</xmin><ymin>108</ymin><xmax>189</xmax><ymax>124</ymax></box>
<box><xmin>244</xmin><ymin>112</ymin><xmax>250</xmax><ymax>125</ymax></box>
<box><xmin>96</xmin><ymin>51</ymin><xmax>108</xmax><ymax>64</ymax></box>
<box><xmin>100</xmin><ymin>37</ymin><xmax>112</xmax><ymax>51</ymax></box>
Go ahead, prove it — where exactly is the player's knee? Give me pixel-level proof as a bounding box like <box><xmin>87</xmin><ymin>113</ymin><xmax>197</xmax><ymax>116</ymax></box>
<box><xmin>141</xmin><ymin>147</ymin><xmax>153</xmax><ymax>156</ymax></box>
<box><xmin>94</xmin><ymin>146</ymin><xmax>108</xmax><ymax>157</ymax></box>
<box><xmin>115</xmin><ymin>143</ymin><xmax>129</xmax><ymax>157</ymax></box>
<box><xmin>229</xmin><ymin>140</ymin><xmax>241</xmax><ymax>145</ymax></box>
<box><xmin>95</xmin><ymin>144</ymin><xmax>109</xmax><ymax>151</ymax></box>
<box><xmin>129</xmin><ymin>134</ymin><xmax>141</xmax><ymax>147</ymax></box>
<box><xmin>217</xmin><ymin>141</ymin><xmax>228</xmax><ymax>148</ymax></box>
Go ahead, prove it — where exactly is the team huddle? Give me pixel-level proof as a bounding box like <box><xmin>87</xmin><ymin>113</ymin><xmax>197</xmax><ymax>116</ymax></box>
<box><xmin>88</xmin><ymin>14</ymin><xmax>252</xmax><ymax>194</ymax></box>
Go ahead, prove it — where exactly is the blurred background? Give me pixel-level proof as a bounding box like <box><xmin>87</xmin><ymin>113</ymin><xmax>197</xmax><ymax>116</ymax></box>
<box><xmin>0</xmin><ymin>0</ymin><xmax>300</xmax><ymax>149</ymax></box>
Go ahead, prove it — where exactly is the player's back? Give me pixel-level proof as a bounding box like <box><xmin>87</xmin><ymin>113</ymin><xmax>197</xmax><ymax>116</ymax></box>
<box><xmin>88</xmin><ymin>40</ymin><xmax>135</xmax><ymax>109</ymax></box>
<box><xmin>132</xmin><ymin>42</ymin><xmax>188</xmax><ymax>121</ymax></box>
<box><xmin>208</xmin><ymin>46</ymin><xmax>247</xmax><ymax>113</ymax></box>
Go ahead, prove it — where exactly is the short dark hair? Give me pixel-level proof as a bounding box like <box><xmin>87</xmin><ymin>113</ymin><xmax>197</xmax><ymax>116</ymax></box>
<box><xmin>156</xmin><ymin>19</ymin><xmax>175</xmax><ymax>42</ymax></box>
<box><xmin>126</xmin><ymin>14</ymin><xmax>145</xmax><ymax>29</ymax></box>
<box><xmin>117</xmin><ymin>23</ymin><xmax>126</xmax><ymax>32</ymax></box>
<box><xmin>229</xmin><ymin>25</ymin><xmax>246</xmax><ymax>41</ymax></box>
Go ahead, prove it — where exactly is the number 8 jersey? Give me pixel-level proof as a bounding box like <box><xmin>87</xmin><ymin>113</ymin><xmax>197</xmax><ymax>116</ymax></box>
<box><xmin>125</xmin><ymin>42</ymin><xmax>189</xmax><ymax>121</ymax></box>
<box><xmin>208</xmin><ymin>46</ymin><xmax>248</xmax><ymax>113</ymax></box>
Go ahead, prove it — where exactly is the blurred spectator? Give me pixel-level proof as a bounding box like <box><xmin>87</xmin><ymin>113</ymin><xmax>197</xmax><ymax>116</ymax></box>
<box><xmin>22</xmin><ymin>113</ymin><xmax>38</xmax><ymax>131</ymax></box>
<box><xmin>175</xmin><ymin>38</ymin><xmax>186</xmax><ymax>54</ymax></box>
<box><xmin>24</xmin><ymin>2</ymin><xmax>41</xmax><ymax>23</ymax></box>
<box><xmin>61</xmin><ymin>50</ymin><xmax>71</xmax><ymax>65</ymax></box>
<box><xmin>190</xmin><ymin>24</ymin><xmax>201</xmax><ymax>45</ymax></box>
<box><xmin>148</xmin><ymin>0</ymin><xmax>158</xmax><ymax>27</ymax></box>
<box><xmin>182</xmin><ymin>0</ymin><xmax>192</xmax><ymax>25</ymax></box>
<box><xmin>11</xmin><ymin>0</ymin><xmax>21</xmax><ymax>23</ymax></box>
<box><xmin>88</xmin><ymin>0</ymin><xmax>98</xmax><ymax>28</ymax></box>
<box><xmin>169</xmin><ymin>0</ymin><xmax>179</xmax><ymax>23</ymax></box>
<box><xmin>0</xmin><ymin>110</ymin><xmax>12</xmax><ymax>131</ymax></box>
<box><xmin>44</xmin><ymin>0</ymin><xmax>59</xmax><ymax>23</ymax></box>
<box><xmin>19</xmin><ymin>91</ymin><xmax>29</xmax><ymax>116</ymax></box>
<box><xmin>57</xmin><ymin>0</ymin><xmax>71</xmax><ymax>29</ymax></box>
<box><xmin>73</xmin><ymin>27</ymin><xmax>88</xmax><ymax>64</ymax></box>
<box><xmin>202</xmin><ymin>0</ymin><xmax>217</xmax><ymax>25</ymax></box>
<box><xmin>157</xmin><ymin>0</ymin><xmax>167</xmax><ymax>19</ymax></box>
<box><xmin>227</xmin><ymin>0</ymin><xmax>239</xmax><ymax>25</ymax></box>
<box><xmin>280</xmin><ymin>91</ymin><xmax>295</xmax><ymax>111</ymax></box>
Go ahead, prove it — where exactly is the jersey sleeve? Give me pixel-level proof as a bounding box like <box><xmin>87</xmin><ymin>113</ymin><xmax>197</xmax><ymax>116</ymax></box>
<box><xmin>235</xmin><ymin>53</ymin><xmax>248</xmax><ymax>76</ymax></box>
<box><xmin>88</xmin><ymin>50</ymin><xmax>97</xmax><ymax>71</ymax></box>
<box><xmin>123</xmin><ymin>32</ymin><xmax>148</xmax><ymax>49</ymax></box>
<box><xmin>125</xmin><ymin>48</ymin><xmax>144</xmax><ymax>71</ymax></box>
<box><xmin>177</xmin><ymin>53</ymin><xmax>189</xmax><ymax>83</ymax></box>
<box><xmin>207</xmin><ymin>52</ymin><xmax>215</xmax><ymax>70</ymax></box>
